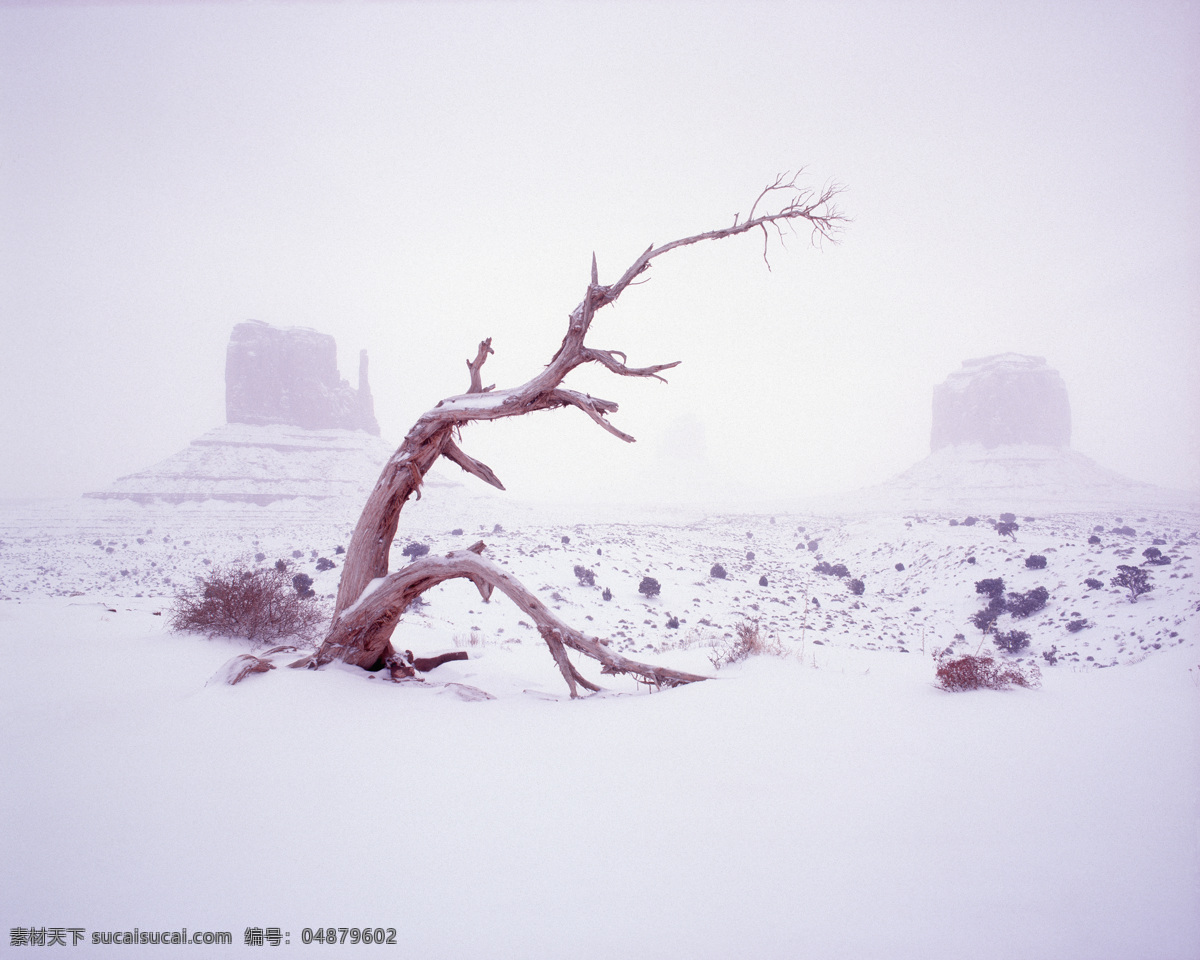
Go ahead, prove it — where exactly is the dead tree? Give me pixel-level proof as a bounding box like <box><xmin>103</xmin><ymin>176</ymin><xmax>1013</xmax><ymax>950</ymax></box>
<box><xmin>297</xmin><ymin>173</ymin><xmax>846</xmax><ymax>695</ymax></box>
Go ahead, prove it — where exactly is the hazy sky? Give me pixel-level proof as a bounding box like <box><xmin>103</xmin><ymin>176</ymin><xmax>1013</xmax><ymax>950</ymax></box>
<box><xmin>2</xmin><ymin>0</ymin><xmax>1197</xmax><ymax>505</ymax></box>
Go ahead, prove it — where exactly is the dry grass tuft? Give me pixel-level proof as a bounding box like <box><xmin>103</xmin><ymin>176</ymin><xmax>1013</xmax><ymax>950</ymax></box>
<box><xmin>708</xmin><ymin>620</ymin><xmax>784</xmax><ymax>669</ymax></box>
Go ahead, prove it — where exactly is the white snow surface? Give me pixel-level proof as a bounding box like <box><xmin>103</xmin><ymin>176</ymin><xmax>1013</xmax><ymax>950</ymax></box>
<box><xmin>1</xmin><ymin>494</ymin><xmax>1198</xmax><ymax>958</ymax></box>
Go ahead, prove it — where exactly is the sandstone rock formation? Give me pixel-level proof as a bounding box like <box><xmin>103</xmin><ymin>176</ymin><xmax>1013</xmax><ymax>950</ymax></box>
<box><xmin>225</xmin><ymin>320</ymin><xmax>380</xmax><ymax>435</ymax></box>
<box><xmin>931</xmin><ymin>353</ymin><xmax>1070</xmax><ymax>451</ymax></box>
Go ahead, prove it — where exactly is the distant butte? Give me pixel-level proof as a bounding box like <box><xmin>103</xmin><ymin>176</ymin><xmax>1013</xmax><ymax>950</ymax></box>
<box><xmin>225</xmin><ymin>320</ymin><xmax>380</xmax><ymax>435</ymax></box>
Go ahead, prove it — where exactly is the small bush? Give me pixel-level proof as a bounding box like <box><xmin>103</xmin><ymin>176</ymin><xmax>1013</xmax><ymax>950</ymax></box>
<box><xmin>1066</xmin><ymin>619</ymin><xmax>1089</xmax><ymax>633</ymax></box>
<box><xmin>746</xmin><ymin>551</ymin><xmax>755</xmax><ymax>561</ymax></box>
<box><xmin>970</xmin><ymin>597</ymin><xmax>1006</xmax><ymax>635</ymax></box>
<box><xmin>274</xmin><ymin>559</ymin><xmax>289</xmax><ymax>573</ymax></box>
<box><xmin>638</xmin><ymin>577</ymin><xmax>661</xmax><ymax>598</ymax></box>
<box><xmin>254</xmin><ymin>552</ymin><xmax>267</xmax><ymax>562</ymax></box>
<box><xmin>758</xmin><ymin>575</ymin><xmax>768</xmax><ymax>587</ymax></box>
<box><xmin>935</xmin><ymin>654</ymin><xmax>1041</xmax><ymax>691</ymax></box>
<box><xmin>1042</xmin><ymin>645</ymin><xmax>1059</xmax><ymax>666</ymax></box>
<box><xmin>807</xmin><ymin>540</ymin><xmax>819</xmax><ymax>551</ymax></box>
<box><xmin>334</xmin><ymin>544</ymin><xmax>345</xmax><ymax>554</ymax></box>
<box><xmin>1024</xmin><ymin>554</ymin><xmax>1047</xmax><ymax>569</ymax></box>
<box><xmin>949</xmin><ymin>519</ymin><xmax>959</xmax><ymax>526</ymax></box>
<box><xmin>710</xmin><ymin>564</ymin><xmax>727</xmax><ymax>579</ymax></box>
<box><xmin>1111</xmin><ymin>565</ymin><xmax>1153</xmax><ymax>603</ymax></box>
<box><xmin>848</xmin><ymin>578</ymin><xmax>865</xmax><ymax>596</ymax></box>
<box><xmin>1152</xmin><ymin>537</ymin><xmax>1166</xmax><ymax>545</ymax></box>
<box><xmin>601</xmin><ymin>587</ymin><xmax>612</xmax><ymax>601</ymax></box>
<box><xmin>996</xmin><ymin>521</ymin><xmax>1019</xmax><ymax>540</ymax></box>
<box><xmin>401</xmin><ymin>542</ymin><xmax>430</xmax><ymax>559</ymax></box>
<box><xmin>573</xmin><ymin>565</ymin><xmax>596</xmax><ymax>587</ymax></box>
<box><xmin>1088</xmin><ymin>536</ymin><xmax>1101</xmax><ymax>545</ymax></box>
<box><xmin>1006</xmin><ymin>586</ymin><xmax>1049</xmax><ymax>618</ymax></box>
<box><xmin>963</xmin><ymin>516</ymin><xmax>978</xmax><ymax>527</ymax></box>
<box><xmin>292</xmin><ymin>573</ymin><xmax>315</xmax><ymax>598</ymax></box>
<box><xmin>315</xmin><ymin>557</ymin><xmax>336</xmax><ymax>572</ymax></box>
<box><xmin>292</xmin><ymin>550</ymin><xmax>303</xmax><ymax>559</ymax></box>
<box><xmin>1000</xmin><ymin>512</ymin><xmax>1017</xmax><ymax>524</ymax></box>
<box><xmin>895</xmin><ymin>562</ymin><xmax>905</xmax><ymax>571</ymax></box>
<box><xmin>1111</xmin><ymin>525</ymin><xmax>1136</xmax><ymax>537</ymax></box>
<box><xmin>1143</xmin><ymin>547</ymin><xmax>1171</xmax><ymax>566</ymax></box>
<box><xmin>975</xmin><ymin>578</ymin><xmax>1005</xmax><ymax>599</ymax></box>
<box><xmin>450</xmin><ymin>529</ymin><xmax>463</xmax><ymax>537</ymax></box>
<box><xmin>1084</xmin><ymin>578</ymin><xmax>1103</xmax><ymax>590</ymax></box>
<box><xmin>170</xmin><ymin>566</ymin><xmax>323</xmax><ymax>643</ymax></box>
<box><xmin>967</xmin><ymin>555</ymin><xmax>977</xmax><ymax>564</ymax></box>
<box><xmin>993</xmin><ymin>629</ymin><xmax>1030</xmax><ymax>653</ymax></box>
<box><xmin>666</xmin><ymin>616</ymin><xmax>680</xmax><ymax>629</ymax></box>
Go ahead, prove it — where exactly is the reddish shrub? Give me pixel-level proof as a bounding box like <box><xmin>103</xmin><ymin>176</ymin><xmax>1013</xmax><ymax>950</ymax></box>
<box><xmin>171</xmin><ymin>565</ymin><xmax>324</xmax><ymax>643</ymax></box>
<box><xmin>935</xmin><ymin>654</ymin><xmax>1041</xmax><ymax>692</ymax></box>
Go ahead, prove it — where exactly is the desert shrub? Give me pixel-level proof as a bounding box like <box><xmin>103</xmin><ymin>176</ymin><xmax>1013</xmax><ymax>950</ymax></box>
<box><xmin>966</xmin><ymin>556</ymin><xmax>976</xmax><ymax>564</ymax></box>
<box><xmin>292</xmin><ymin>550</ymin><xmax>303</xmax><ymax>559</ymax></box>
<box><xmin>1152</xmin><ymin>537</ymin><xmax>1166</xmax><ymax>545</ymax></box>
<box><xmin>666</xmin><ymin>616</ymin><xmax>680</xmax><ymax>629</ymax></box>
<box><xmin>1087</xmin><ymin>536</ymin><xmax>1101</xmax><ymax>545</ymax></box>
<box><xmin>975</xmin><ymin>577</ymin><xmax>1005</xmax><ymax>599</ymax></box>
<box><xmin>401</xmin><ymin>542</ymin><xmax>430</xmax><ymax>559</ymax></box>
<box><xmin>1111</xmin><ymin>525</ymin><xmax>1136</xmax><ymax>537</ymax></box>
<box><xmin>949</xmin><ymin>519</ymin><xmax>959</xmax><ymax>526</ymax></box>
<box><xmin>970</xmin><ymin>597</ymin><xmax>1006</xmax><ymax>635</ymax></box>
<box><xmin>1143</xmin><ymin>547</ymin><xmax>1171</xmax><ymax>566</ymax></box>
<box><xmin>601</xmin><ymin>587</ymin><xmax>612</xmax><ymax>601</ymax></box>
<box><xmin>1111</xmin><ymin>565</ymin><xmax>1153</xmax><ymax>602</ymax></box>
<box><xmin>638</xmin><ymin>576</ymin><xmax>661</xmax><ymax>598</ymax></box>
<box><xmin>895</xmin><ymin>562</ymin><xmax>905</xmax><ymax>571</ymax></box>
<box><xmin>1006</xmin><ymin>586</ymin><xmax>1049</xmax><ymax>618</ymax></box>
<box><xmin>171</xmin><ymin>566</ymin><xmax>323</xmax><ymax>643</ymax></box>
<box><xmin>573</xmin><ymin>565</ymin><xmax>596</xmax><ymax>587</ymax></box>
<box><xmin>292</xmin><ymin>573</ymin><xmax>315</xmax><ymax>598</ymax></box>
<box><xmin>492</xmin><ymin>523</ymin><xmax>504</xmax><ymax>534</ymax></box>
<box><xmin>274</xmin><ymin>559</ymin><xmax>288</xmax><ymax>573</ymax></box>
<box><xmin>1024</xmin><ymin>554</ymin><xmax>1047</xmax><ymax>569</ymax></box>
<box><xmin>707</xmin><ymin>620</ymin><xmax>781</xmax><ymax>669</ymax></box>
<box><xmin>848</xmin><ymin>578</ymin><xmax>865</xmax><ymax>596</ymax></box>
<box><xmin>807</xmin><ymin>540</ymin><xmax>819</xmax><ymax>551</ymax></box>
<box><xmin>1042</xmin><ymin>645</ymin><xmax>1059</xmax><ymax>666</ymax></box>
<box><xmin>758</xmin><ymin>575</ymin><xmax>768</xmax><ymax>587</ymax></box>
<box><xmin>1000</xmin><ymin>512</ymin><xmax>1017</xmax><ymax>523</ymax></box>
<box><xmin>254</xmin><ymin>552</ymin><xmax>266</xmax><ymax>562</ymax></box>
<box><xmin>993</xmin><ymin>629</ymin><xmax>1030</xmax><ymax>653</ymax></box>
<box><xmin>450</xmin><ymin>529</ymin><xmax>462</xmax><ymax>537</ymax></box>
<box><xmin>746</xmin><ymin>551</ymin><xmax>755</xmax><ymax>561</ymax></box>
<box><xmin>710</xmin><ymin>563</ymin><xmax>727</xmax><ymax>579</ymax></box>
<box><xmin>963</xmin><ymin>516</ymin><xmax>978</xmax><ymax>526</ymax></box>
<box><xmin>1084</xmin><ymin>577</ymin><xmax>1103</xmax><ymax>590</ymax></box>
<box><xmin>996</xmin><ymin>521</ymin><xmax>1019</xmax><ymax>540</ymax></box>
<box><xmin>334</xmin><ymin>544</ymin><xmax>345</xmax><ymax>554</ymax></box>
<box><xmin>1066</xmin><ymin>619</ymin><xmax>1089</xmax><ymax>633</ymax></box>
<box><xmin>315</xmin><ymin>557</ymin><xmax>335</xmax><ymax>572</ymax></box>
<box><xmin>935</xmin><ymin>654</ymin><xmax>1041</xmax><ymax>692</ymax></box>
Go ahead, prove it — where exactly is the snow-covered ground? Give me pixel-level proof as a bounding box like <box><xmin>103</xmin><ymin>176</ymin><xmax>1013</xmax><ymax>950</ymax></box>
<box><xmin>2</xmin><ymin>494</ymin><xmax>1198</xmax><ymax>958</ymax></box>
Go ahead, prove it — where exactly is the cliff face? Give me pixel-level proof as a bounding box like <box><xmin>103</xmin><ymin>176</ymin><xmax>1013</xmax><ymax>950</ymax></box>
<box><xmin>931</xmin><ymin>353</ymin><xmax>1070</xmax><ymax>451</ymax></box>
<box><xmin>225</xmin><ymin>320</ymin><xmax>380</xmax><ymax>435</ymax></box>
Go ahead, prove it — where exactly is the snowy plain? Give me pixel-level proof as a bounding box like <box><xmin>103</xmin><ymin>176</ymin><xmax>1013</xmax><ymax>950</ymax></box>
<box><xmin>1</xmin><ymin>492</ymin><xmax>1198</xmax><ymax>959</ymax></box>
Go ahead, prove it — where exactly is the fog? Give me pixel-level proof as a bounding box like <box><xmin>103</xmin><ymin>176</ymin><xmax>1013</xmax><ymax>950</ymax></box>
<box><xmin>2</xmin><ymin>0</ymin><xmax>1197</xmax><ymax>505</ymax></box>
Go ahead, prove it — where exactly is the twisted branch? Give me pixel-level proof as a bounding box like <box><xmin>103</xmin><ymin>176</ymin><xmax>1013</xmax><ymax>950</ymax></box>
<box><xmin>317</xmin><ymin>173</ymin><xmax>846</xmax><ymax>695</ymax></box>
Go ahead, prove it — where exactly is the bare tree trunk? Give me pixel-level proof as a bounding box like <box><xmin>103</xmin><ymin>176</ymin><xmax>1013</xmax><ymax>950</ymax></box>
<box><xmin>308</xmin><ymin>174</ymin><xmax>845</xmax><ymax>695</ymax></box>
